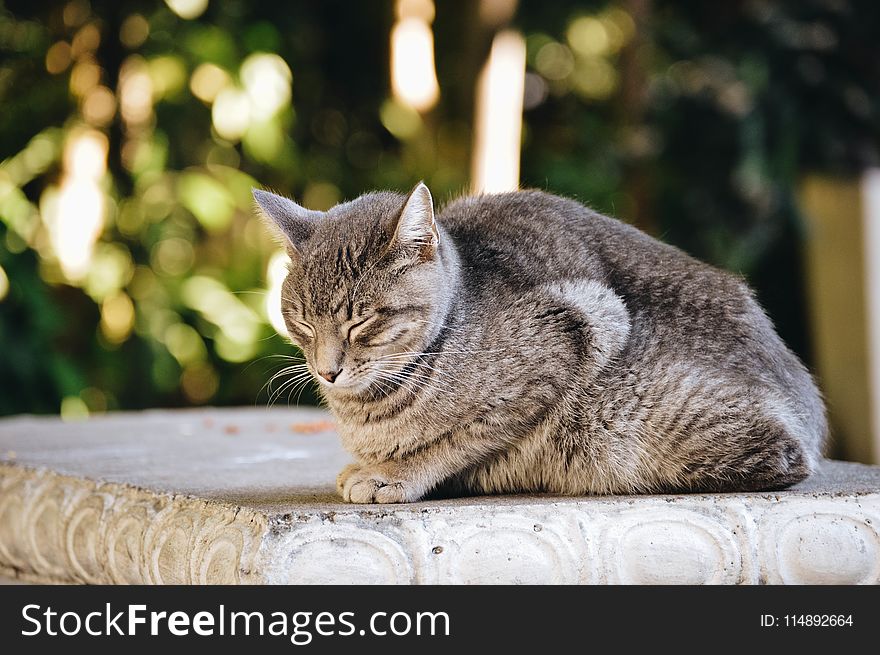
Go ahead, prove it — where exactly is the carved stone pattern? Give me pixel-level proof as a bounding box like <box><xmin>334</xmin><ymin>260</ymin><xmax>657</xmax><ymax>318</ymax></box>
<box><xmin>0</xmin><ymin>465</ymin><xmax>267</xmax><ymax>584</ymax></box>
<box><xmin>757</xmin><ymin>498</ymin><xmax>880</xmax><ymax>584</ymax></box>
<box><xmin>3</xmin><ymin>463</ymin><xmax>879</xmax><ymax>585</ymax></box>
<box><xmin>256</xmin><ymin>497</ymin><xmax>880</xmax><ymax>585</ymax></box>
<box><xmin>262</xmin><ymin>523</ymin><xmax>416</xmax><ymax>585</ymax></box>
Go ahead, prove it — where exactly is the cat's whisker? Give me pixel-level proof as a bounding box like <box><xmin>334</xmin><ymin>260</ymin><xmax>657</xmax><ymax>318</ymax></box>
<box><xmin>370</xmin><ymin>375</ymin><xmax>395</xmax><ymax>398</ymax></box>
<box><xmin>288</xmin><ymin>374</ymin><xmax>317</xmax><ymax>406</ymax></box>
<box><xmin>371</xmin><ymin>356</ymin><xmax>469</xmax><ymax>387</ymax></box>
<box><xmin>382</xmin><ymin>372</ymin><xmax>452</xmax><ymax>389</ymax></box>
<box><xmin>258</xmin><ymin>332</ymin><xmax>287</xmax><ymax>343</ymax></box>
<box><xmin>243</xmin><ymin>357</ymin><xmax>284</xmax><ymax>377</ymax></box>
<box><xmin>375</xmin><ymin>347</ymin><xmax>504</xmax><ymax>360</ymax></box>
<box><xmin>389</xmin><ymin>368</ymin><xmax>457</xmax><ymax>388</ymax></box>
<box><xmin>372</xmin><ymin>374</ymin><xmax>424</xmax><ymax>398</ymax></box>
<box><xmin>374</xmin><ymin>362</ymin><xmax>463</xmax><ymax>384</ymax></box>
<box><xmin>259</xmin><ymin>365</ymin><xmax>304</xmax><ymax>399</ymax></box>
<box><xmin>266</xmin><ymin>367</ymin><xmax>313</xmax><ymax>406</ymax></box>
<box><xmin>270</xmin><ymin>373</ymin><xmax>314</xmax><ymax>407</ymax></box>
<box><xmin>265</xmin><ymin>363</ymin><xmax>309</xmax><ymax>389</ymax></box>
<box><xmin>367</xmin><ymin>359</ymin><xmax>455</xmax><ymax>385</ymax></box>
<box><xmin>388</xmin><ymin>360</ymin><xmax>464</xmax><ymax>386</ymax></box>
<box><xmin>369</xmin><ymin>368</ymin><xmax>452</xmax><ymax>396</ymax></box>
<box><xmin>295</xmin><ymin>374</ymin><xmax>319</xmax><ymax>405</ymax></box>
<box><xmin>368</xmin><ymin>369</ymin><xmax>421</xmax><ymax>394</ymax></box>
<box><xmin>267</xmin><ymin>374</ymin><xmax>303</xmax><ymax>406</ymax></box>
<box><xmin>250</xmin><ymin>355</ymin><xmax>306</xmax><ymax>376</ymax></box>
<box><xmin>275</xmin><ymin>368</ymin><xmax>312</xmax><ymax>389</ymax></box>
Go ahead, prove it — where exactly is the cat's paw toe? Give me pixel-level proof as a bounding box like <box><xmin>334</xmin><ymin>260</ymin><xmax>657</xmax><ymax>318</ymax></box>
<box><xmin>346</xmin><ymin>477</ymin><xmax>384</xmax><ymax>503</ymax></box>
<box><xmin>373</xmin><ymin>482</ymin><xmax>408</xmax><ymax>504</ymax></box>
<box><xmin>341</xmin><ymin>467</ymin><xmax>416</xmax><ymax>503</ymax></box>
<box><xmin>336</xmin><ymin>463</ymin><xmax>362</xmax><ymax>496</ymax></box>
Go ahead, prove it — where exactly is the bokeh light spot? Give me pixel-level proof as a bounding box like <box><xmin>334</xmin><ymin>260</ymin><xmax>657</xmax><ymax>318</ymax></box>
<box><xmin>120</xmin><ymin>14</ymin><xmax>150</xmax><ymax>49</ymax></box>
<box><xmin>380</xmin><ymin>99</ymin><xmax>422</xmax><ymax>140</ymax></box>
<box><xmin>151</xmin><ymin>237</ymin><xmax>195</xmax><ymax>276</ymax></box>
<box><xmin>63</xmin><ymin>0</ymin><xmax>89</xmax><ymax>29</ymax></box>
<box><xmin>119</xmin><ymin>56</ymin><xmax>154</xmax><ymax>127</ymax></box>
<box><xmin>148</xmin><ymin>56</ymin><xmax>188</xmax><ymax>99</ymax></box>
<box><xmin>390</xmin><ymin>7</ymin><xmax>439</xmax><ymax>112</ymax></box>
<box><xmin>45</xmin><ymin>129</ymin><xmax>108</xmax><ymax>281</ymax></box>
<box><xmin>302</xmin><ymin>181</ymin><xmax>341</xmax><ymax>212</ymax></box>
<box><xmin>567</xmin><ymin>17</ymin><xmax>610</xmax><ymax>57</ymax></box>
<box><xmin>181</xmin><ymin>362</ymin><xmax>219</xmax><ymax>403</ymax></box>
<box><xmin>100</xmin><ymin>292</ymin><xmax>135</xmax><ymax>344</ymax></box>
<box><xmin>82</xmin><ymin>85</ymin><xmax>117</xmax><ymax>126</ymax></box>
<box><xmin>212</xmin><ymin>87</ymin><xmax>251</xmax><ymax>141</ymax></box>
<box><xmin>45</xmin><ymin>41</ymin><xmax>72</xmax><ymax>74</ymax></box>
<box><xmin>570</xmin><ymin>56</ymin><xmax>618</xmax><ymax>100</ymax></box>
<box><xmin>71</xmin><ymin>23</ymin><xmax>101</xmax><ymax>59</ymax></box>
<box><xmin>0</xmin><ymin>265</ymin><xmax>9</xmax><ymax>301</ymax></box>
<box><xmin>178</xmin><ymin>171</ymin><xmax>235</xmax><ymax>231</ymax></box>
<box><xmin>164</xmin><ymin>322</ymin><xmax>206</xmax><ymax>365</ymax></box>
<box><xmin>70</xmin><ymin>58</ymin><xmax>101</xmax><ymax>97</ymax></box>
<box><xmin>190</xmin><ymin>62</ymin><xmax>230</xmax><ymax>103</ymax></box>
<box><xmin>241</xmin><ymin>53</ymin><xmax>292</xmax><ymax>120</ymax></box>
<box><xmin>265</xmin><ymin>251</ymin><xmax>290</xmax><ymax>338</ymax></box>
<box><xmin>165</xmin><ymin>0</ymin><xmax>209</xmax><ymax>20</ymax></box>
<box><xmin>60</xmin><ymin>396</ymin><xmax>89</xmax><ymax>421</ymax></box>
<box><xmin>535</xmin><ymin>42</ymin><xmax>574</xmax><ymax>81</ymax></box>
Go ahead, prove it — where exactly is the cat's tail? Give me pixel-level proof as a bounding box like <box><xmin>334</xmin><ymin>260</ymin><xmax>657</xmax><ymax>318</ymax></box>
<box><xmin>744</xmin><ymin>292</ymin><xmax>829</xmax><ymax>477</ymax></box>
<box><xmin>773</xmin><ymin>367</ymin><xmax>829</xmax><ymax>474</ymax></box>
<box><xmin>761</xmin><ymin>387</ymin><xmax>825</xmax><ymax>482</ymax></box>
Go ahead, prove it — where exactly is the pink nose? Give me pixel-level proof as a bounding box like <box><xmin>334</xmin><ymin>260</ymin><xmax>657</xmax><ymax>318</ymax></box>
<box><xmin>319</xmin><ymin>369</ymin><xmax>340</xmax><ymax>383</ymax></box>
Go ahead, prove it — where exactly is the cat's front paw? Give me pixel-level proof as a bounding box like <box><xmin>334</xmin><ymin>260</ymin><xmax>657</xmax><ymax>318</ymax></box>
<box><xmin>336</xmin><ymin>462</ymin><xmax>363</xmax><ymax>496</ymax></box>
<box><xmin>338</xmin><ymin>464</ymin><xmax>420</xmax><ymax>504</ymax></box>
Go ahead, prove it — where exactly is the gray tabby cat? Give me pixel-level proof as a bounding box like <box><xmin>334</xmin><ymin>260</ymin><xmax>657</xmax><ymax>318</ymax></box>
<box><xmin>254</xmin><ymin>183</ymin><xmax>826</xmax><ymax>503</ymax></box>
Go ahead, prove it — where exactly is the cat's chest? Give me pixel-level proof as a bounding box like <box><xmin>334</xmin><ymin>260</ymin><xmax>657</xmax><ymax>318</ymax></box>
<box><xmin>332</xmin><ymin>404</ymin><xmax>437</xmax><ymax>462</ymax></box>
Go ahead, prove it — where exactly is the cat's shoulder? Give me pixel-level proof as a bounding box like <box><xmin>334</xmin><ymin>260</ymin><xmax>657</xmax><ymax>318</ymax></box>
<box><xmin>437</xmin><ymin>188</ymin><xmax>599</xmax><ymax>229</ymax></box>
<box><xmin>439</xmin><ymin>188</ymin><xmax>582</xmax><ymax>213</ymax></box>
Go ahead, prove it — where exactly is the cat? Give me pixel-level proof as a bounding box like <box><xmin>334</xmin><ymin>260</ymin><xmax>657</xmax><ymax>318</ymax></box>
<box><xmin>254</xmin><ymin>183</ymin><xmax>827</xmax><ymax>503</ymax></box>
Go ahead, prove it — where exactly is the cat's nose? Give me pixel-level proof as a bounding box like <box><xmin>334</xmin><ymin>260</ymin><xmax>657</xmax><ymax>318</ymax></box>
<box><xmin>319</xmin><ymin>368</ymin><xmax>341</xmax><ymax>383</ymax></box>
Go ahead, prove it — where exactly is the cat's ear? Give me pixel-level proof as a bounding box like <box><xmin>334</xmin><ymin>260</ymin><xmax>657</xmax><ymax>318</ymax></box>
<box><xmin>389</xmin><ymin>181</ymin><xmax>438</xmax><ymax>260</ymax></box>
<box><xmin>252</xmin><ymin>188</ymin><xmax>322</xmax><ymax>252</ymax></box>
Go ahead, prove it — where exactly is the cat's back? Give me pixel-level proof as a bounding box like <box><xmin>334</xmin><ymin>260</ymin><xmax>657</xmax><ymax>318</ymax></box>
<box><xmin>438</xmin><ymin>189</ymin><xmax>739</xmax><ymax>297</ymax></box>
<box><xmin>439</xmin><ymin>190</ymin><xmax>606</xmax><ymax>283</ymax></box>
<box><xmin>439</xmin><ymin>190</ymin><xmax>771</xmax><ymax>365</ymax></box>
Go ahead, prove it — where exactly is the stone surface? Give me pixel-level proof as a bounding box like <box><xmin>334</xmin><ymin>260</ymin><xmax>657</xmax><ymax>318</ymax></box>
<box><xmin>0</xmin><ymin>407</ymin><xmax>879</xmax><ymax>584</ymax></box>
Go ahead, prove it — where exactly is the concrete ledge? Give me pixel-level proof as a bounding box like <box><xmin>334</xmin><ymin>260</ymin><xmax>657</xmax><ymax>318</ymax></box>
<box><xmin>0</xmin><ymin>408</ymin><xmax>878</xmax><ymax>584</ymax></box>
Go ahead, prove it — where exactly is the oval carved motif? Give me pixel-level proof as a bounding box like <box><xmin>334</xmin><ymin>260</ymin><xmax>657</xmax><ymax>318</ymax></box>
<box><xmin>615</xmin><ymin>519</ymin><xmax>735</xmax><ymax>584</ymax></box>
<box><xmin>775</xmin><ymin>513</ymin><xmax>880</xmax><ymax>584</ymax></box>
<box><xmin>277</xmin><ymin>525</ymin><xmax>414</xmax><ymax>585</ymax></box>
<box><xmin>448</xmin><ymin>526</ymin><xmax>577</xmax><ymax>584</ymax></box>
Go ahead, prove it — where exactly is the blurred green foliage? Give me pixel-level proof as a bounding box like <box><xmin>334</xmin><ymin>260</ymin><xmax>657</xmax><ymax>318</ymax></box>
<box><xmin>0</xmin><ymin>0</ymin><xmax>878</xmax><ymax>417</ymax></box>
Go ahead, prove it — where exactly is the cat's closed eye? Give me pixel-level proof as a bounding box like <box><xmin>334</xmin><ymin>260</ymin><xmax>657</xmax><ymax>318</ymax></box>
<box><xmin>347</xmin><ymin>315</ymin><xmax>377</xmax><ymax>342</ymax></box>
<box><xmin>291</xmin><ymin>319</ymin><xmax>316</xmax><ymax>338</ymax></box>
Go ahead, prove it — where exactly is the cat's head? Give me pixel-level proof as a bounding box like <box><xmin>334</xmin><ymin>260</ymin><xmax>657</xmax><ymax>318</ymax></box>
<box><xmin>254</xmin><ymin>183</ymin><xmax>452</xmax><ymax>395</ymax></box>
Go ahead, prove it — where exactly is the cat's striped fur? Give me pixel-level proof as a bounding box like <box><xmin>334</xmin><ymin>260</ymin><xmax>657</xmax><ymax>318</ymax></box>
<box><xmin>255</xmin><ymin>184</ymin><xmax>826</xmax><ymax>503</ymax></box>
